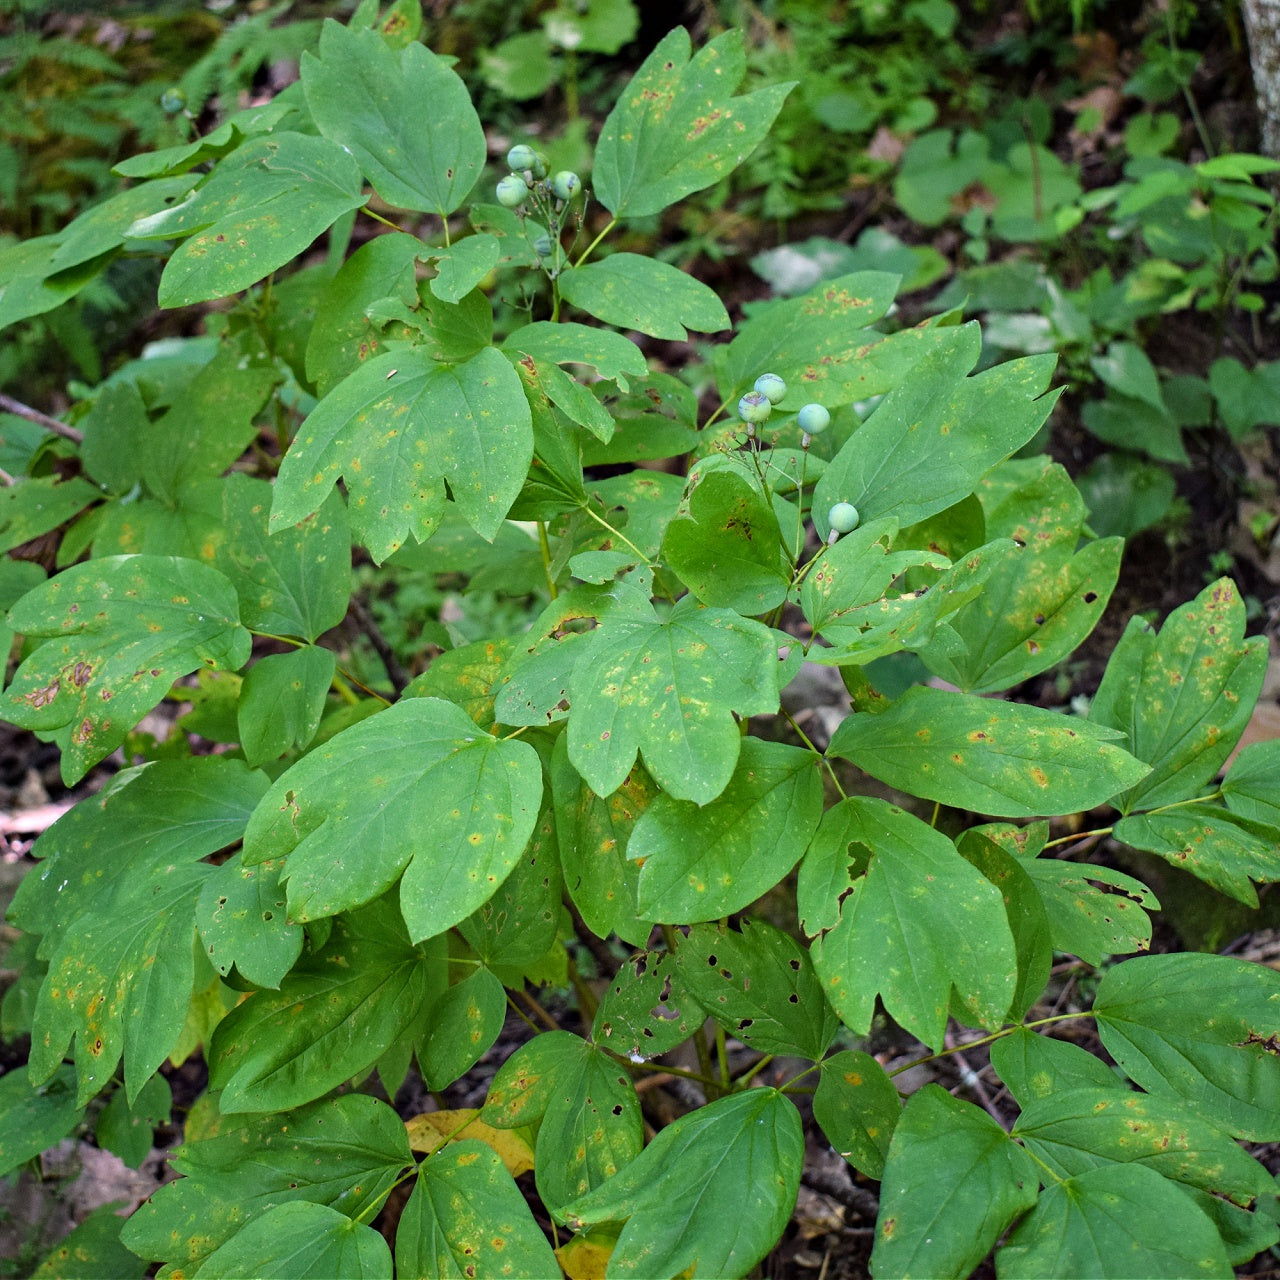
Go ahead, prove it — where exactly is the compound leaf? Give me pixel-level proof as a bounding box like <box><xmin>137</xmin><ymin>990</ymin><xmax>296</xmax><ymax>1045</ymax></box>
<box><xmin>5</xmin><ymin>555</ymin><xmax>251</xmax><ymax>784</ymax></box>
<box><xmin>872</xmin><ymin>1086</ymin><xmax>1038</xmax><ymax>1280</ymax></box>
<box><xmin>121</xmin><ymin>1093</ymin><xmax>410</xmax><ymax>1271</ymax></box>
<box><xmin>560</xmin><ymin>1089</ymin><xmax>803</xmax><ymax>1279</ymax></box>
<box><xmin>593</xmin><ymin>27</ymin><xmax>793</xmax><ymax>218</ymax></box>
<box><xmin>1093</xmin><ymin>952</ymin><xmax>1280</xmax><ymax>1141</ymax></box>
<box><xmin>243</xmin><ymin>697</ymin><xmax>542</xmax><ymax>944</ymax></box>
<box><xmin>272</xmin><ymin>346</ymin><xmax>530</xmax><ymax>560</ymax></box>
<box><xmin>809</xmin><ymin>798</ymin><xmax>1016</xmax><ymax>1049</ymax></box>
<box><xmin>303</xmin><ymin>20</ymin><xmax>484</xmax><ymax>216</ymax></box>
<box><xmin>628</xmin><ymin>739</ymin><xmax>822</xmax><ymax>921</ymax></box>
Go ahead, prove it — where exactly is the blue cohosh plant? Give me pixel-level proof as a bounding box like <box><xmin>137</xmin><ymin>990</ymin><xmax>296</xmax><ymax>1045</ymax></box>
<box><xmin>0</xmin><ymin>10</ymin><xmax>1278</xmax><ymax>1279</ymax></box>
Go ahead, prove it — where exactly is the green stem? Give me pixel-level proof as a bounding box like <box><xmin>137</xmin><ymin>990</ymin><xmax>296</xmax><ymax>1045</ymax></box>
<box><xmin>715</xmin><ymin>1024</ymin><xmax>731</xmax><ymax>1089</ymax></box>
<box><xmin>575</xmin><ymin>217</ymin><xmax>618</xmax><ymax>269</ymax></box>
<box><xmin>361</xmin><ymin>205</ymin><xmax>402</xmax><ymax>231</ymax></box>
<box><xmin>579</xmin><ymin>502</ymin><xmax>652</xmax><ymax>565</ymax></box>
<box><xmin>887</xmin><ymin>1011</ymin><xmax>1094</xmax><ymax>1077</ymax></box>
<box><xmin>783</xmin><ymin>708</ymin><xmax>847</xmax><ymax>800</ymax></box>
<box><xmin>537</xmin><ymin>520</ymin><xmax>559</xmax><ymax>599</ymax></box>
<box><xmin>734</xmin><ymin>1053</ymin><xmax>774</xmax><ymax>1088</ymax></box>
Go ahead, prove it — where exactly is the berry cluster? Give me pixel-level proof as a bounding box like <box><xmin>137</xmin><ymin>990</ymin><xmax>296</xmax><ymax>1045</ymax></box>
<box><xmin>496</xmin><ymin>144</ymin><xmax>583</xmax><ymax>273</ymax></box>
<box><xmin>734</xmin><ymin>374</ymin><xmax>857</xmax><ymax>541</ymax></box>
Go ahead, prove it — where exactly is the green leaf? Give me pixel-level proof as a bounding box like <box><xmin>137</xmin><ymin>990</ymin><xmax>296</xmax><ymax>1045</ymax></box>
<box><xmin>196</xmin><ymin>852</ymin><xmax>303</xmax><ymax>990</ymax></box>
<box><xmin>305</xmin><ymin>232</ymin><xmax>423</xmax><ymax>395</ymax></box>
<box><xmin>406</xmin><ymin>637</ymin><xmax>514</xmax><ymax>731</ymax></box>
<box><xmin>9</xmin><ymin>758</ymin><xmax>267</xmax><ymax>1105</ymax></box>
<box><xmin>6</xmin><ymin>555</ymin><xmax>251</xmax><ymax>783</ymax></box>
<box><xmin>207</xmin><ymin>899</ymin><xmax>443</xmax><ymax>1113</ymax></box>
<box><xmin>812</xmin><ymin>326</ymin><xmax>1059</xmax><ymax>532</ymax></box>
<box><xmin>0</xmin><ymin>475</ymin><xmax>100</xmax><ymax>556</ymax></box>
<box><xmin>628</xmin><ymin>739</ymin><xmax>823</xmax><ymax>921</ymax></box>
<box><xmin>1223</xmin><ymin>738</ymin><xmax>1280</xmax><ymax>826</ymax></box>
<box><xmin>428</xmin><ymin>235</ymin><xmax>500</xmax><ymax>303</ymax></box>
<box><xmin>1013</xmin><ymin>1086</ymin><xmax>1277</xmax><ymax>1235</ymax></box>
<box><xmin>561</xmin><ymin>1089</ymin><xmax>803</xmax><ymax>1279</ymax></box>
<box><xmin>679</xmin><ymin>920</ymin><xmax>838</xmax><ymax>1060</ymax></box>
<box><xmin>303</xmin><ymin>20</ymin><xmax>484</xmax><ymax>216</ymax></box>
<box><xmin>150</xmin><ymin>134</ymin><xmax>366</xmax><ymax>307</ymax></box>
<box><xmin>138</xmin><ymin>332</ymin><xmax>280</xmax><ymax>504</ymax></box>
<box><xmin>550</xmin><ymin>732</ymin><xmax>656</xmax><ymax>947</ymax></box>
<box><xmin>1114</xmin><ymin>804</ymin><xmax>1280</xmax><ymax>906</ymax></box>
<box><xmin>813</xmin><ymin>1050</ymin><xmax>901</xmax><ymax>1179</ymax></box>
<box><xmin>956</xmin><ymin>831</ymin><xmax>1052</xmax><ymax>1021</ymax></box>
<box><xmin>121</xmin><ymin>1093</ymin><xmax>410</xmax><ymax>1270</ymax></box>
<box><xmin>28</xmin><ymin>1202</ymin><xmax>148</xmax><ymax>1280</ymax></box>
<box><xmin>243</xmin><ymin>697</ymin><xmax>542</xmax><ymax>943</ymax></box>
<box><xmin>808</xmin><ymin>798</ymin><xmax>1017</xmax><ymax>1048</ymax></box>
<box><xmin>97</xmin><ymin>1072</ymin><xmax>171</xmax><ymax>1168</ymax></box>
<box><xmin>592</xmin><ymin>949</ymin><xmax>706</xmax><ymax>1060</ymax></box>
<box><xmin>1017</xmin><ymin>857</ymin><xmax>1156</xmax><ymax>965</ymax></box>
<box><xmin>1093</xmin><ymin>952</ymin><xmax>1280</xmax><ymax>1140</ymax></box>
<box><xmin>828</xmin><ymin>686</ymin><xmax>1149</xmax><ymax>819</ymax></box>
<box><xmin>1091</xmin><ymin>340</ymin><xmax>1166</xmax><ymax>410</ymax></box>
<box><xmin>420</xmin><ymin>967</ymin><xmax>507</xmax><ymax>1089</ymax></box>
<box><xmin>273</xmin><ymin>346</ymin><xmax>531</xmax><ymax>560</ymax></box>
<box><xmin>661</xmin><ymin>467</ymin><xmax>790</xmax><ymax>614</ymax></box>
<box><xmin>0</xmin><ymin>1064</ymin><xmax>83</xmax><ymax>1177</ymax></box>
<box><xmin>191</xmin><ymin>1200</ymin><xmax>393</xmax><ymax>1279</ymax></box>
<box><xmin>395</xmin><ymin>1141</ymin><xmax>560</xmax><ymax>1279</ymax></box>
<box><xmin>1091</xmin><ymin>578</ymin><xmax>1268</xmax><ymax>813</ymax></box>
<box><xmin>990</xmin><ymin>1028</ymin><xmax>1124</xmax><ymax>1106</ymax></box>
<box><xmin>219</xmin><ymin>475</ymin><xmax>350</xmax><ymax>643</ymax></box>
<box><xmin>593</xmin><ymin>27</ymin><xmax>793</xmax><ymax>218</ymax></box>
<box><xmin>996</xmin><ymin>1164</ymin><xmax>1231</xmax><ymax>1279</ymax></box>
<box><xmin>871</xmin><ymin>1086</ymin><xmax>1038</xmax><ymax>1280</ymax></box>
<box><xmin>504</xmin><ymin>321</ymin><xmax>648</xmax><ymax>393</ymax></box>
<box><xmin>113</xmin><ymin>102</ymin><xmax>293</xmax><ymax>179</ymax></box>
<box><xmin>459</xmin><ymin>799</ymin><xmax>563</xmax><ymax>966</ymax></box>
<box><xmin>237</xmin><ymin>646</ymin><xmax>335</xmax><ymax>767</ymax></box>
<box><xmin>479</xmin><ymin>32</ymin><xmax>555</xmax><ymax>101</ymax></box>
<box><xmin>559</xmin><ymin>254</ymin><xmax>729</xmax><ymax>339</ymax></box>
<box><xmin>481</xmin><ymin>1031</ymin><xmax>643</xmax><ymax>1216</ymax></box>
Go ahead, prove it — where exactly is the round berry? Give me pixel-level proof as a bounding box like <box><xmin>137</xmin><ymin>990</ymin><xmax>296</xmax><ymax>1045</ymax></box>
<box><xmin>506</xmin><ymin>143</ymin><xmax>538</xmax><ymax>173</ymax></box>
<box><xmin>737</xmin><ymin>391</ymin><xmax>772</xmax><ymax>425</ymax></box>
<box><xmin>797</xmin><ymin>403</ymin><xmax>831</xmax><ymax>435</ymax></box>
<box><xmin>160</xmin><ymin>86</ymin><xmax>187</xmax><ymax>113</ymax></box>
<box><xmin>550</xmin><ymin>170</ymin><xmax>581</xmax><ymax>201</ymax></box>
<box><xmin>827</xmin><ymin>502</ymin><xmax>860</xmax><ymax>534</ymax></box>
<box><xmin>754</xmin><ymin>372</ymin><xmax>787</xmax><ymax>404</ymax></box>
<box><xmin>533</xmin><ymin>234</ymin><xmax>554</xmax><ymax>259</ymax></box>
<box><xmin>496</xmin><ymin>175</ymin><xmax>529</xmax><ymax>208</ymax></box>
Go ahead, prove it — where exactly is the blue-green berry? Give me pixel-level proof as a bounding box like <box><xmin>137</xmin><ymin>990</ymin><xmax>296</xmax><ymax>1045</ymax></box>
<box><xmin>754</xmin><ymin>372</ymin><xmax>787</xmax><ymax>404</ymax></box>
<box><xmin>828</xmin><ymin>502</ymin><xmax>860</xmax><ymax>535</ymax></box>
<box><xmin>737</xmin><ymin>391</ymin><xmax>772</xmax><ymax>425</ymax></box>
<box><xmin>496</xmin><ymin>175</ymin><xmax>530</xmax><ymax>208</ymax></box>
<box><xmin>506</xmin><ymin>144</ymin><xmax>538</xmax><ymax>172</ymax></box>
<box><xmin>533</xmin><ymin>234</ymin><xmax>554</xmax><ymax>259</ymax></box>
<box><xmin>797</xmin><ymin>403</ymin><xmax>831</xmax><ymax>435</ymax></box>
<box><xmin>160</xmin><ymin>86</ymin><xmax>187</xmax><ymax>113</ymax></box>
<box><xmin>550</xmin><ymin>170</ymin><xmax>581</xmax><ymax>201</ymax></box>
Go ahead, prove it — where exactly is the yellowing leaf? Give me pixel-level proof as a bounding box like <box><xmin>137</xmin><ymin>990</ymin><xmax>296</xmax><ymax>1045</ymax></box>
<box><xmin>404</xmin><ymin>1109</ymin><xmax>535</xmax><ymax>1177</ymax></box>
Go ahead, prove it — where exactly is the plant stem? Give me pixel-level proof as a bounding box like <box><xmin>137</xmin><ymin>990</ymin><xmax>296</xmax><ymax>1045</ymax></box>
<box><xmin>0</xmin><ymin>394</ymin><xmax>83</xmax><ymax>444</ymax></box>
<box><xmin>578</xmin><ymin>502</ymin><xmax>651</xmax><ymax>565</ymax></box>
<box><xmin>783</xmin><ymin>708</ymin><xmax>847</xmax><ymax>800</ymax></box>
<box><xmin>360</xmin><ymin>205</ymin><xmax>402</xmax><ymax>231</ymax></box>
<box><xmin>888</xmin><ymin>1011</ymin><xmax>1094</xmax><ymax>1077</ymax></box>
<box><xmin>537</xmin><ymin>519</ymin><xmax>559</xmax><ymax>599</ymax></box>
<box><xmin>575</xmin><ymin>217</ymin><xmax>618</xmax><ymax>269</ymax></box>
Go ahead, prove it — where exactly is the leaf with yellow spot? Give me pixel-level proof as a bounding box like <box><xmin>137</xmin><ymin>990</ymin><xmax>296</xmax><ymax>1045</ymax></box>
<box><xmin>405</xmin><ymin>637</ymin><xmax>514</xmax><ymax>730</ymax></box>
<box><xmin>812</xmin><ymin>1050</ymin><xmax>901</xmax><ymax>1180</ymax></box>
<box><xmin>5</xmin><ymin>555</ymin><xmax>252</xmax><ymax>784</ymax></box>
<box><xmin>404</xmin><ymin>1110</ymin><xmax>534</xmax><ymax>1177</ymax></box>
<box><xmin>272</xmin><ymin>346</ymin><xmax>531</xmax><ymax>561</ymax></box>
<box><xmin>807</xmin><ymin>797</ymin><xmax>1017</xmax><ymax>1050</ymax></box>
<box><xmin>9</xmin><ymin>758</ymin><xmax>267</xmax><ymax>1106</ymax></box>
<box><xmin>591</xmin><ymin>949</ymin><xmax>704</xmax><ymax>1060</ymax></box>
<box><xmin>558</xmin><ymin>253</ymin><xmax>729</xmax><ymax>341</ymax></box>
<box><xmin>556</xmin><ymin>1227</ymin><xmax>619</xmax><ymax>1280</ymax></box>
<box><xmin>420</xmin><ymin>967</ymin><xmax>507</xmax><ymax>1089</ymax></box>
<box><xmin>593</xmin><ymin>28</ymin><xmax>793</xmax><ymax>218</ymax></box>
<box><xmin>828</xmin><ymin>685</ymin><xmax>1150</xmax><ymax>819</ymax></box>
<box><xmin>242</xmin><ymin>697</ymin><xmax>541</xmax><ymax>943</ymax></box>
<box><xmin>1012</xmin><ymin>1085</ymin><xmax>1278</xmax><ymax>1264</ymax></box>
<box><xmin>481</xmin><ymin>1030</ymin><xmax>642</xmax><ymax>1217</ymax></box>
<box><xmin>1091</xmin><ymin>577</ymin><xmax>1269</xmax><ymax>813</ymax></box>
<box><xmin>871</xmin><ymin>1086</ymin><xmax>1038</xmax><ymax>1280</ymax></box>
<box><xmin>395</xmin><ymin>1140</ymin><xmax>559</xmax><ymax>1279</ymax></box>
<box><xmin>560</xmin><ymin>1088</ymin><xmax>804</xmax><ymax>1280</ymax></box>
<box><xmin>120</xmin><ymin>1093</ymin><xmax>410</xmax><ymax>1273</ymax></box>
<box><xmin>27</xmin><ymin>1202</ymin><xmax>148</xmax><ymax>1280</ymax></box>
